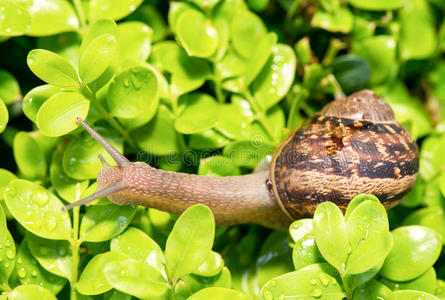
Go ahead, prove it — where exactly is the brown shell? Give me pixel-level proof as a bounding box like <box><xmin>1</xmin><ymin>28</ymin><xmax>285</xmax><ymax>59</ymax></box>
<box><xmin>270</xmin><ymin>90</ymin><xmax>419</xmax><ymax>219</ymax></box>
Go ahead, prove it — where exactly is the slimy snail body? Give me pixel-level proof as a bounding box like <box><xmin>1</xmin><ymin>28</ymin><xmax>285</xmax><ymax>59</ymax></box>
<box><xmin>62</xmin><ymin>90</ymin><xmax>419</xmax><ymax>230</ymax></box>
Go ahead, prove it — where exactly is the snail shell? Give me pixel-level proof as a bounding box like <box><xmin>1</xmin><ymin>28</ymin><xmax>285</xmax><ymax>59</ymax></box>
<box><xmin>270</xmin><ymin>90</ymin><xmax>419</xmax><ymax>219</ymax></box>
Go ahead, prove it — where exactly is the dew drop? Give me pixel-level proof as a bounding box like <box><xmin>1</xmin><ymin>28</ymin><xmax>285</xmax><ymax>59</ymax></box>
<box><xmin>120</xmin><ymin>266</ymin><xmax>129</xmax><ymax>276</ymax></box>
<box><xmin>5</xmin><ymin>28</ymin><xmax>11</xmax><ymax>33</ymax></box>
<box><xmin>319</xmin><ymin>273</ymin><xmax>329</xmax><ymax>286</ymax></box>
<box><xmin>6</xmin><ymin>250</ymin><xmax>14</xmax><ymax>259</ymax></box>
<box><xmin>5</xmin><ymin>187</ymin><xmax>16</xmax><ymax>197</ymax></box>
<box><xmin>4</xmin><ymin>262</ymin><xmax>9</xmax><ymax>268</ymax></box>
<box><xmin>32</xmin><ymin>191</ymin><xmax>49</xmax><ymax>206</ymax></box>
<box><xmin>46</xmin><ymin>216</ymin><xmax>57</xmax><ymax>232</ymax></box>
<box><xmin>310</xmin><ymin>278</ymin><xmax>317</xmax><ymax>285</ymax></box>
<box><xmin>310</xmin><ymin>287</ymin><xmax>322</xmax><ymax>297</ymax></box>
<box><xmin>17</xmin><ymin>258</ymin><xmax>22</xmax><ymax>264</ymax></box>
<box><xmin>5</xmin><ymin>240</ymin><xmax>11</xmax><ymax>247</ymax></box>
<box><xmin>278</xmin><ymin>295</ymin><xmax>285</xmax><ymax>300</ymax></box>
<box><xmin>262</xmin><ymin>289</ymin><xmax>273</xmax><ymax>300</ymax></box>
<box><xmin>131</xmin><ymin>74</ymin><xmax>142</xmax><ymax>89</ymax></box>
<box><xmin>31</xmin><ymin>270</ymin><xmax>38</xmax><ymax>277</ymax></box>
<box><xmin>123</xmin><ymin>78</ymin><xmax>130</xmax><ymax>87</ymax></box>
<box><xmin>18</xmin><ymin>268</ymin><xmax>26</xmax><ymax>278</ymax></box>
<box><xmin>270</xmin><ymin>280</ymin><xmax>277</xmax><ymax>287</ymax></box>
<box><xmin>31</xmin><ymin>258</ymin><xmax>37</xmax><ymax>265</ymax></box>
<box><xmin>331</xmin><ymin>278</ymin><xmax>337</xmax><ymax>285</ymax></box>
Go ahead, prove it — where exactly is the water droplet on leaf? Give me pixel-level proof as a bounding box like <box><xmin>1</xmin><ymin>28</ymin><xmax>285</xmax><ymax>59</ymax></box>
<box><xmin>5</xmin><ymin>187</ymin><xmax>16</xmax><ymax>197</ymax></box>
<box><xmin>32</xmin><ymin>191</ymin><xmax>49</xmax><ymax>206</ymax></box>
<box><xmin>270</xmin><ymin>280</ymin><xmax>277</xmax><ymax>287</ymax></box>
<box><xmin>262</xmin><ymin>289</ymin><xmax>273</xmax><ymax>300</ymax></box>
<box><xmin>46</xmin><ymin>216</ymin><xmax>57</xmax><ymax>232</ymax></box>
<box><xmin>6</xmin><ymin>250</ymin><xmax>14</xmax><ymax>259</ymax></box>
<box><xmin>319</xmin><ymin>273</ymin><xmax>329</xmax><ymax>286</ymax></box>
<box><xmin>310</xmin><ymin>278</ymin><xmax>317</xmax><ymax>285</ymax></box>
<box><xmin>310</xmin><ymin>287</ymin><xmax>322</xmax><ymax>297</ymax></box>
<box><xmin>17</xmin><ymin>258</ymin><xmax>22</xmax><ymax>264</ymax></box>
<box><xmin>18</xmin><ymin>268</ymin><xmax>26</xmax><ymax>278</ymax></box>
<box><xmin>5</xmin><ymin>240</ymin><xmax>11</xmax><ymax>247</ymax></box>
<box><xmin>123</xmin><ymin>78</ymin><xmax>130</xmax><ymax>87</ymax></box>
<box><xmin>31</xmin><ymin>270</ymin><xmax>38</xmax><ymax>277</ymax></box>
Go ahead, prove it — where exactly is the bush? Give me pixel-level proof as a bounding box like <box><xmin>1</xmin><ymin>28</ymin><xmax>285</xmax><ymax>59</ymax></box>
<box><xmin>0</xmin><ymin>0</ymin><xmax>444</xmax><ymax>299</ymax></box>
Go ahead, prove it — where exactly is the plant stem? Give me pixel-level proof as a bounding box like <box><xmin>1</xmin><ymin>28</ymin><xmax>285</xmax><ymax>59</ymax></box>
<box><xmin>241</xmin><ymin>86</ymin><xmax>276</xmax><ymax>141</ymax></box>
<box><xmin>73</xmin><ymin>0</ymin><xmax>87</xmax><ymax>30</ymax></box>
<box><xmin>213</xmin><ymin>64</ymin><xmax>225</xmax><ymax>103</ymax></box>
<box><xmin>70</xmin><ymin>206</ymin><xmax>80</xmax><ymax>300</ymax></box>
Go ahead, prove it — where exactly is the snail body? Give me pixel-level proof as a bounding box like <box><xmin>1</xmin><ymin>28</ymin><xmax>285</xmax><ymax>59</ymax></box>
<box><xmin>63</xmin><ymin>90</ymin><xmax>419</xmax><ymax>230</ymax></box>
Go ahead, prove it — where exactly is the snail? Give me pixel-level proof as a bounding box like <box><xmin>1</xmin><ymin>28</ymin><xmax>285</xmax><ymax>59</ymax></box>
<box><xmin>62</xmin><ymin>90</ymin><xmax>419</xmax><ymax>230</ymax></box>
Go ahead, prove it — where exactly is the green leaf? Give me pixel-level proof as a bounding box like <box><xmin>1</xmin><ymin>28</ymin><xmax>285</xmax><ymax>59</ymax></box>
<box><xmin>256</xmin><ymin>231</ymin><xmax>293</xmax><ymax>287</ymax></box>
<box><xmin>80</xmin><ymin>19</ymin><xmax>118</xmax><ymax>55</ymax></box>
<box><xmin>103</xmin><ymin>258</ymin><xmax>169</xmax><ymax>299</ymax></box>
<box><xmin>107</xmin><ymin>66</ymin><xmax>158</xmax><ymax>119</ymax></box>
<box><xmin>193</xmin><ymin>251</ymin><xmax>224</xmax><ymax>277</ymax></box>
<box><xmin>198</xmin><ymin>156</ymin><xmax>240</xmax><ymax>176</ymax></box>
<box><xmin>380</xmin><ymin>226</ymin><xmax>442</xmax><ymax>281</ymax></box>
<box><xmin>394</xmin><ymin>290</ymin><xmax>440</xmax><ymax>300</ymax></box>
<box><xmin>89</xmin><ymin>0</ymin><xmax>144</xmax><ymax>21</ymax></box>
<box><xmin>344</xmin><ymin>194</ymin><xmax>380</xmax><ymax>221</ymax></box>
<box><xmin>27</xmin><ymin>50</ymin><xmax>79</xmax><ymax>88</ymax></box>
<box><xmin>150</xmin><ymin>41</ymin><xmax>211</xmax><ymax>83</ymax></box>
<box><xmin>80</xmin><ymin>204</ymin><xmax>137</xmax><ymax>242</ymax></box>
<box><xmin>176</xmin><ymin>10</ymin><xmax>218</xmax><ymax>58</ymax></box>
<box><xmin>165</xmin><ymin>204</ymin><xmax>215</xmax><ymax>282</ymax></box>
<box><xmin>215</xmin><ymin>104</ymin><xmax>251</xmax><ymax>141</ymax></box>
<box><xmin>77</xmin><ymin>251</ymin><xmax>128</xmax><ymax>295</ymax></box>
<box><xmin>118</xmin><ymin>21</ymin><xmax>152</xmax><ymax>61</ymax></box>
<box><xmin>353</xmin><ymin>279</ymin><xmax>394</xmax><ymax>300</ymax></box>
<box><xmin>189</xmin><ymin>129</ymin><xmax>231</xmax><ymax>150</ymax></box>
<box><xmin>230</xmin><ymin>10</ymin><xmax>266</xmax><ymax>58</ymax></box>
<box><xmin>26</xmin><ymin>233</ymin><xmax>72</xmax><ymax>279</ymax></box>
<box><xmin>62</xmin><ymin>127</ymin><xmax>123</xmax><ymax>180</ymax></box>
<box><xmin>352</xmin><ymin>35</ymin><xmax>397</xmax><ymax>85</ymax></box>
<box><xmin>331</xmin><ymin>55</ymin><xmax>370</xmax><ymax>94</ymax></box>
<box><xmin>0</xmin><ymin>70</ymin><xmax>20</xmax><ymax>105</ymax></box>
<box><xmin>244</xmin><ymin>32</ymin><xmax>277</xmax><ymax>85</ymax></box>
<box><xmin>50</xmin><ymin>149</ymin><xmax>89</xmax><ymax>203</ymax></box>
<box><xmin>22</xmin><ymin>85</ymin><xmax>62</xmax><ymax>123</ymax></box>
<box><xmin>128</xmin><ymin>5</ymin><xmax>167</xmax><ymax>42</ymax></box>
<box><xmin>175</xmin><ymin>93</ymin><xmax>219</xmax><ymax>134</ymax></box>
<box><xmin>110</xmin><ymin>227</ymin><xmax>166</xmax><ymax>276</ymax></box>
<box><xmin>0</xmin><ymin>206</ymin><xmax>15</xmax><ymax>288</ymax></box>
<box><xmin>0</xmin><ymin>169</ymin><xmax>16</xmax><ymax>201</ymax></box>
<box><xmin>36</xmin><ymin>92</ymin><xmax>90</xmax><ymax>137</ymax></box>
<box><xmin>0</xmin><ymin>100</ymin><xmax>8</xmax><ymax>134</ymax></box>
<box><xmin>399</xmin><ymin>0</ymin><xmax>437</xmax><ymax>61</ymax></box>
<box><xmin>8</xmin><ymin>284</ymin><xmax>56</xmax><ymax>300</ymax></box>
<box><xmin>381</xmin><ymin>267</ymin><xmax>436</xmax><ymax>294</ymax></box>
<box><xmin>133</xmin><ymin>105</ymin><xmax>179</xmax><ymax>155</ymax></box>
<box><xmin>0</xmin><ymin>1</ymin><xmax>31</xmax><ymax>36</ymax></box>
<box><xmin>26</xmin><ymin>0</ymin><xmax>79</xmax><ymax>36</ymax></box>
<box><xmin>404</xmin><ymin>207</ymin><xmax>445</xmax><ymax>242</ymax></box>
<box><xmin>12</xmin><ymin>239</ymin><xmax>66</xmax><ymax>295</ymax></box>
<box><xmin>251</xmin><ymin>44</ymin><xmax>296</xmax><ymax>110</ymax></box>
<box><xmin>348</xmin><ymin>0</ymin><xmax>403</xmax><ymax>10</ymax></box>
<box><xmin>289</xmin><ymin>219</ymin><xmax>324</xmax><ymax>271</ymax></box>
<box><xmin>313</xmin><ymin>202</ymin><xmax>350</xmax><ymax>274</ymax></box>
<box><xmin>346</xmin><ymin>232</ymin><xmax>392</xmax><ymax>275</ymax></box>
<box><xmin>222</xmin><ymin>140</ymin><xmax>275</xmax><ymax>169</ymax></box>
<box><xmin>261</xmin><ymin>264</ymin><xmax>344</xmax><ymax>300</ymax></box>
<box><xmin>346</xmin><ymin>199</ymin><xmax>390</xmax><ymax>249</ymax></box>
<box><xmin>79</xmin><ymin>34</ymin><xmax>117</xmax><ymax>84</ymax></box>
<box><xmin>13</xmin><ymin>132</ymin><xmax>46</xmax><ymax>179</ymax></box>
<box><xmin>4</xmin><ymin>180</ymin><xmax>71</xmax><ymax>240</ymax></box>
<box><xmin>175</xmin><ymin>268</ymin><xmax>232</xmax><ymax>299</ymax></box>
<box><xmin>312</xmin><ymin>7</ymin><xmax>353</xmax><ymax>33</ymax></box>
<box><xmin>187</xmin><ymin>287</ymin><xmax>249</xmax><ymax>300</ymax></box>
